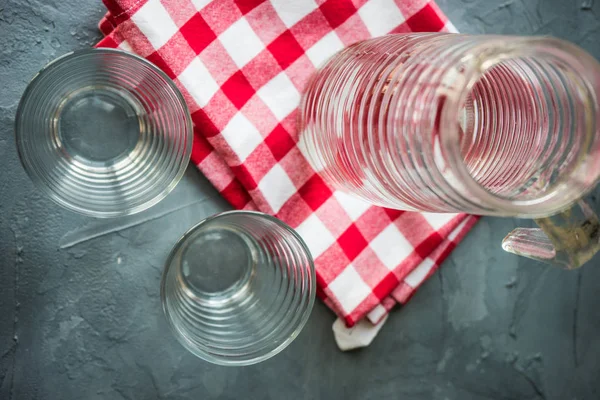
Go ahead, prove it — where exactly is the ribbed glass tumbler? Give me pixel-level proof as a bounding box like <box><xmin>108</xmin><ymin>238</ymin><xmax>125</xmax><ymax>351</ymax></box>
<box><xmin>15</xmin><ymin>49</ymin><xmax>192</xmax><ymax>217</ymax></box>
<box><xmin>161</xmin><ymin>211</ymin><xmax>315</xmax><ymax>366</ymax></box>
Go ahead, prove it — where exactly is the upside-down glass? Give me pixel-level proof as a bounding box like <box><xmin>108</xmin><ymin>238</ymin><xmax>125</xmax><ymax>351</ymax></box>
<box><xmin>161</xmin><ymin>211</ymin><xmax>315</xmax><ymax>366</ymax></box>
<box><xmin>15</xmin><ymin>49</ymin><xmax>192</xmax><ymax>217</ymax></box>
<box><xmin>299</xmin><ymin>33</ymin><xmax>600</xmax><ymax>268</ymax></box>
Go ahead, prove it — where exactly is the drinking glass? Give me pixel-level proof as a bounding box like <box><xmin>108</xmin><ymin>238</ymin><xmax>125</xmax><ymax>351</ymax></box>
<box><xmin>15</xmin><ymin>49</ymin><xmax>192</xmax><ymax>218</ymax></box>
<box><xmin>161</xmin><ymin>211</ymin><xmax>315</xmax><ymax>366</ymax></box>
<box><xmin>299</xmin><ymin>33</ymin><xmax>600</xmax><ymax>268</ymax></box>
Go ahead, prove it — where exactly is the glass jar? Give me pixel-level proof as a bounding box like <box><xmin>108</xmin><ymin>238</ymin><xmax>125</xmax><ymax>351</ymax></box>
<box><xmin>299</xmin><ymin>33</ymin><xmax>600</xmax><ymax>268</ymax></box>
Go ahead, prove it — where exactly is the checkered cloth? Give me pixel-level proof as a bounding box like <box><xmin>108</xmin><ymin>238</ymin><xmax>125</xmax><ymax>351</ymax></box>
<box><xmin>96</xmin><ymin>0</ymin><xmax>478</xmax><ymax>341</ymax></box>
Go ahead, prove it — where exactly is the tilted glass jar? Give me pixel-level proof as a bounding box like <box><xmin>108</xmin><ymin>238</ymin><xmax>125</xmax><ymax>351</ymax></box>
<box><xmin>300</xmin><ymin>33</ymin><xmax>600</xmax><ymax>268</ymax></box>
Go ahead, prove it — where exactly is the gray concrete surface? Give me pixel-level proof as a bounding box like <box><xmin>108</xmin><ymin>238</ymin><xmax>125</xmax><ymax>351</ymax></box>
<box><xmin>1</xmin><ymin>0</ymin><xmax>599</xmax><ymax>399</ymax></box>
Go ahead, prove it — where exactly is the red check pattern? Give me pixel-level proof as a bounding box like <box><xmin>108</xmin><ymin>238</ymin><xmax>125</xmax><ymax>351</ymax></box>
<box><xmin>96</xmin><ymin>0</ymin><xmax>478</xmax><ymax>328</ymax></box>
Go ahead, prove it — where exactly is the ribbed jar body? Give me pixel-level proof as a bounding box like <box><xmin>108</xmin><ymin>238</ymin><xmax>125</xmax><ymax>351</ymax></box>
<box><xmin>299</xmin><ymin>33</ymin><xmax>600</xmax><ymax>217</ymax></box>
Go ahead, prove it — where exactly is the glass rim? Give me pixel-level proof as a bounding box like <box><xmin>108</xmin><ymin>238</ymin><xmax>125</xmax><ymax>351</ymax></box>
<box><xmin>15</xmin><ymin>48</ymin><xmax>193</xmax><ymax>218</ymax></box>
<box><xmin>160</xmin><ymin>210</ymin><xmax>316</xmax><ymax>366</ymax></box>
<box><xmin>439</xmin><ymin>35</ymin><xmax>600</xmax><ymax>217</ymax></box>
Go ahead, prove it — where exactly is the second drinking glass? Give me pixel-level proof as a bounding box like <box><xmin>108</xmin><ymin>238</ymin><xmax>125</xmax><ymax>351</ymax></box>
<box><xmin>161</xmin><ymin>211</ymin><xmax>315</xmax><ymax>366</ymax></box>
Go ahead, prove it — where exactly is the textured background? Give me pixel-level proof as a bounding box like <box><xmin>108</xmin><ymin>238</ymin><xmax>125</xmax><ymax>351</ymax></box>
<box><xmin>1</xmin><ymin>0</ymin><xmax>599</xmax><ymax>399</ymax></box>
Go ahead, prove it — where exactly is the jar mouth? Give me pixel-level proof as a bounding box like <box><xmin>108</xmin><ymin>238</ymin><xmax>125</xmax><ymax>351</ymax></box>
<box><xmin>439</xmin><ymin>36</ymin><xmax>600</xmax><ymax>217</ymax></box>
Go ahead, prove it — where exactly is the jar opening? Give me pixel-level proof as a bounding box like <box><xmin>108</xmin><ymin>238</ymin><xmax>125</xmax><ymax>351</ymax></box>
<box><xmin>443</xmin><ymin>39</ymin><xmax>600</xmax><ymax>216</ymax></box>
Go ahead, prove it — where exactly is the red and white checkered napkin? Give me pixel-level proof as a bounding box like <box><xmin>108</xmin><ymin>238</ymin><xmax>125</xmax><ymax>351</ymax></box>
<box><xmin>96</xmin><ymin>0</ymin><xmax>478</xmax><ymax>348</ymax></box>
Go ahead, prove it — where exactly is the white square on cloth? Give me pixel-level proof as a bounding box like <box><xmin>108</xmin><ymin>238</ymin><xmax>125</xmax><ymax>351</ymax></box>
<box><xmin>131</xmin><ymin>0</ymin><xmax>178</xmax><ymax>49</ymax></box>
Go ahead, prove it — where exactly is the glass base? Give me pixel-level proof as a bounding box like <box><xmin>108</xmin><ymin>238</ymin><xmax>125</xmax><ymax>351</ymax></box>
<box><xmin>56</xmin><ymin>86</ymin><xmax>141</xmax><ymax>167</ymax></box>
<box><xmin>180</xmin><ymin>228</ymin><xmax>253</xmax><ymax>298</ymax></box>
